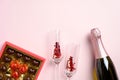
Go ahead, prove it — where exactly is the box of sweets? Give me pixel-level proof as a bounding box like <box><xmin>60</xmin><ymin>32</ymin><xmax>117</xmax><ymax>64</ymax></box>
<box><xmin>0</xmin><ymin>42</ymin><xmax>45</xmax><ymax>80</ymax></box>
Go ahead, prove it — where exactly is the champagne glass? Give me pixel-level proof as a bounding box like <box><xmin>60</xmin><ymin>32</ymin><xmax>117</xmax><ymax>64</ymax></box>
<box><xmin>65</xmin><ymin>43</ymin><xmax>79</xmax><ymax>80</ymax></box>
<box><xmin>48</xmin><ymin>29</ymin><xmax>63</xmax><ymax>80</ymax></box>
<box><xmin>52</xmin><ymin>29</ymin><xmax>63</xmax><ymax>64</ymax></box>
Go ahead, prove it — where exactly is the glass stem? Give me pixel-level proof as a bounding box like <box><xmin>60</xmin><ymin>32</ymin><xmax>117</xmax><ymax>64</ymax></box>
<box><xmin>67</xmin><ymin>77</ymin><xmax>70</xmax><ymax>80</ymax></box>
<box><xmin>55</xmin><ymin>64</ymin><xmax>59</xmax><ymax>80</ymax></box>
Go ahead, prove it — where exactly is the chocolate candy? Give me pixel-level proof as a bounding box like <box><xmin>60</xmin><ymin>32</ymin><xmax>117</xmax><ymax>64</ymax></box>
<box><xmin>6</xmin><ymin>48</ymin><xmax>15</xmax><ymax>54</ymax></box>
<box><xmin>0</xmin><ymin>64</ymin><xmax>7</xmax><ymax>72</ymax></box>
<box><xmin>3</xmin><ymin>56</ymin><xmax>12</xmax><ymax>62</ymax></box>
<box><xmin>32</xmin><ymin>59</ymin><xmax>40</xmax><ymax>66</ymax></box>
<box><xmin>0</xmin><ymin>75</ymin><xmax>3</xmax><ymax>80</ymax></box>
<box><xmin>28</xmin><ymin>67</ymin><xmax>37</xmax><ymax>75</ymax></box>
<box><xmin>23</xmin><ymin>76</ymin><xmax>31</xmax><ymax>80</ymax></box>
<box><xmin>16</xmin><ymin>52</ymin><xmax>23</xmax><ymax>58</ymax></box>
<box><xmin>24</xmin><ymin>56</ymin><xmax>31</xmax><ymax>62</ymax></box>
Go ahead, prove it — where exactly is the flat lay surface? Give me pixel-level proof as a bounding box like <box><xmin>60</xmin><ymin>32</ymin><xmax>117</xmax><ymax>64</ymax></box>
<box><xmin>0</xmin><ymin>0</ymin><xmax>120</xmax><ymax>80</ymax></box>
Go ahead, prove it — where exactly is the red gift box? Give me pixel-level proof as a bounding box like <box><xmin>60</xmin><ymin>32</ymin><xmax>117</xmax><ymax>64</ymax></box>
<box><xmin>0</xmin><ymin>41</ymin><xmax>45</xmax><ymax>80</ymax></box>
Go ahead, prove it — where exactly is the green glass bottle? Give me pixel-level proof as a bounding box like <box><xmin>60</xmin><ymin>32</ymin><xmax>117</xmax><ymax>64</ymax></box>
<box><xmin>91</xmin><ymin>28</ymin><xmax>118</xmax><ymax>80</ymax></box>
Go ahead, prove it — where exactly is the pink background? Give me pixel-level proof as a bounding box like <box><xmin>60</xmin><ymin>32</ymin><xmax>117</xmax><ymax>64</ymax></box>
<box><xmin>0</xmin><ymin>0</ymin><xmax>120</xmax><ymax>80</ymax></box>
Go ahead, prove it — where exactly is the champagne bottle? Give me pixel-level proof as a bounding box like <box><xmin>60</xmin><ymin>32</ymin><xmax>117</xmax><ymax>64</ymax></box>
<box><xmin>91</xmin><ymin>28</ymin><xmax>118</xmax><ymax>80</ymax></box>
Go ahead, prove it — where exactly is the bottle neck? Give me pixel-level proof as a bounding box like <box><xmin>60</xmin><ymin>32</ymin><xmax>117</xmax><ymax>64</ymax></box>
<box><xmin>91</xmin><ymin>28</ymin><xmax>108</xmax><ymax>59</ymax></box>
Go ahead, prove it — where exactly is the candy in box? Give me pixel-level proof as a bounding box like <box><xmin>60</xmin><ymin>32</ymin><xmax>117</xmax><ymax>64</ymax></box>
<box><xmin>0</xmin><ymin>41</ymin><xmax>45</xmax><ymax>80</ymax></box>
